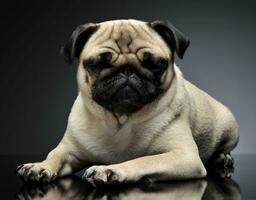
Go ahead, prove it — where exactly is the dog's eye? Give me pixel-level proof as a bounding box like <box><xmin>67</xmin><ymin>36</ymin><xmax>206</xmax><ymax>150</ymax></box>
<box><xmin>142</xmin><ymin>52</ymin><xmax>168</xmax><ymax>72</ymax></box>
<box><xmin>99</xmin><ymin>52</ymin><xmax>112</xmax><ymax>63</ymax></box>
<box><xmin>84</xmin><ymin>58</ymin><xmax>97</xmax><ymax>67</ymax></box>
<box><xmin>83</xmin><ymin>52</ymin><xmax>113</xmax><ymax>74</ymax></box>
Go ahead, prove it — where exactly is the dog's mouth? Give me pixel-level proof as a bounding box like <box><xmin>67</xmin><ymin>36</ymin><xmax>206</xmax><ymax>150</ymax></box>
<box><xmin>111</xmin><ymin>84</ymin><xmax>142</xmax><ymax>105</ymax></box>
<box><xmin>91</xmin><ymin>68</ymin><xmax>163</xmax><ymax>114</ymax></box>
<box><xmin>104</xmin><ymin>81</ymin><xmax>144</xmax><ymax>114</ymax></box>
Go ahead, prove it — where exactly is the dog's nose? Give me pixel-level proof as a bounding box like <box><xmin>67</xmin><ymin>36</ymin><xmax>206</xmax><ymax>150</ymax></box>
<box><xmin>120</xmin><ymin>67</ymin><xmax>134</xmax><ymax>77</ymax></box>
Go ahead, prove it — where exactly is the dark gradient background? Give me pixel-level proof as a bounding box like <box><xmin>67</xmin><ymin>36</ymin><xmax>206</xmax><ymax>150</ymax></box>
<box><xmin>0</xmin><ymin>0</ymin><xmax>255</xmax><ymax>155</ymax></box>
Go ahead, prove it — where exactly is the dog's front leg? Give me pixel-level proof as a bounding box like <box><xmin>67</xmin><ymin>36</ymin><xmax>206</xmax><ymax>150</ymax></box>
<box><xmin>83</xmin><ymin>121</ymin><xmax>207</xmax><ymax>186</ymax></box>
<box><xmin>83</xmin><ymin>151</ymin><xmax>206</xmax><ymax>186</ymax></box>
<box><xmin>17</xmin><ymin>133</ymin><xmax>86</xmax><ymax>182</ymax></box>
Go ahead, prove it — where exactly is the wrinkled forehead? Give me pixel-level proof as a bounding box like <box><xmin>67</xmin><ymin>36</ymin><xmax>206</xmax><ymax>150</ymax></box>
<box><xmin>81</xmin><ymin>19</ymin><xmax>171</xmax><ymax>58</ymax></box>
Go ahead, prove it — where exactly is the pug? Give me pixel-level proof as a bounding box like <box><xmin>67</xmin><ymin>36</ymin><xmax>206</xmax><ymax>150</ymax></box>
<box><xmin>16</xmin><ymin>19</ymin><xmax>239</xmax><ymax>186</ymax></box>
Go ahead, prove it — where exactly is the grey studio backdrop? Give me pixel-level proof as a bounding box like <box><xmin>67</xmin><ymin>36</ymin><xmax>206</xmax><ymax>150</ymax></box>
<box><xmin>0</xmin><ymin>0</ymin><xmax>255</xmax><ymax>155</ymax></box>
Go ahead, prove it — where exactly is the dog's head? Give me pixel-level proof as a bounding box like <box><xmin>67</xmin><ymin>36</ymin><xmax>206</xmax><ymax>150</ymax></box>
<box><xmin>62</xmin><ymin>19</ymin><xmax>189</xmax><ymax>115</ymax></box>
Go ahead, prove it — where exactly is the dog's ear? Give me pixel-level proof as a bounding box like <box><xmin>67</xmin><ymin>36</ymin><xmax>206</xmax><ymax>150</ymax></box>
<box><xmin>149</xmin><ymin>21</ymin><xmax>190</xmax><ymax>59</ymax></box>
<box><xmin>61</xmin><ymin>23</ymin><xmax>98</xmax><ymax>64</ymax></box>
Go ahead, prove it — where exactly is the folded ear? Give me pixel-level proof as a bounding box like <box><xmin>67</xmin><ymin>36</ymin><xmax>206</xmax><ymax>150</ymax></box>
<box><xmin>149</xmin><ymin>21</ymin><xmax>190</xmax><ymax>59</ymax></box>
<box><xmin>61</xmin><ymin>23</ymin><xmax>98</xmax><ymax>64</ymax></box>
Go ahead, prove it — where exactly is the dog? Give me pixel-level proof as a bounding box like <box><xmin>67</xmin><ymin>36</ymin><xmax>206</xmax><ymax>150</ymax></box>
<box><xmin>17</xmin><ymin>19</ymin><xmax>239</xmax><ymax>186</ymax></box>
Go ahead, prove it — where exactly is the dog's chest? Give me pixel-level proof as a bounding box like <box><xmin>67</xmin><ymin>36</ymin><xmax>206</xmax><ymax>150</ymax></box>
<box><xmin>80</xmin><ymin>121</ymin><xmax>159</xmax><ymax>164</ymax></box>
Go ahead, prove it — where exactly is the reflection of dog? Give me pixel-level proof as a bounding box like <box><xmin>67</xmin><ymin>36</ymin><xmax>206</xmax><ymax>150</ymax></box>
<box><xmin>16</xmin><ymin>176</ymin><xmax>241</xmax><ymax>200</ymax></box>
<box><xmin>17</xmin><ymin>19</ymin><xmax>239</xmax><ymax>186</ymax></box>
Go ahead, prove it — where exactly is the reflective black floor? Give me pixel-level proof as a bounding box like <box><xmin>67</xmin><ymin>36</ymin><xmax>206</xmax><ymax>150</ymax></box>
<box><xmin>1</xmin><ymin>154</ymin><xmax>255</xmax><ymax>199</ymax></box>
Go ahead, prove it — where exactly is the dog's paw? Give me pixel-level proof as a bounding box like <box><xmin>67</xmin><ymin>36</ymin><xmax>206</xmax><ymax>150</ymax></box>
<box><xmin>16</xmin><ymin>163</ymin><xmax>57</xmax><ymax>182</ymax></box>
<box><xmin>212</xmin><ymin>153</ymin><xmax>234</xmax><ymax>178</ymax></box>
<box><xmin>82</xmin><ymin>165</ymin><xmax>124</xmax><ymax>187</ymax></box>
